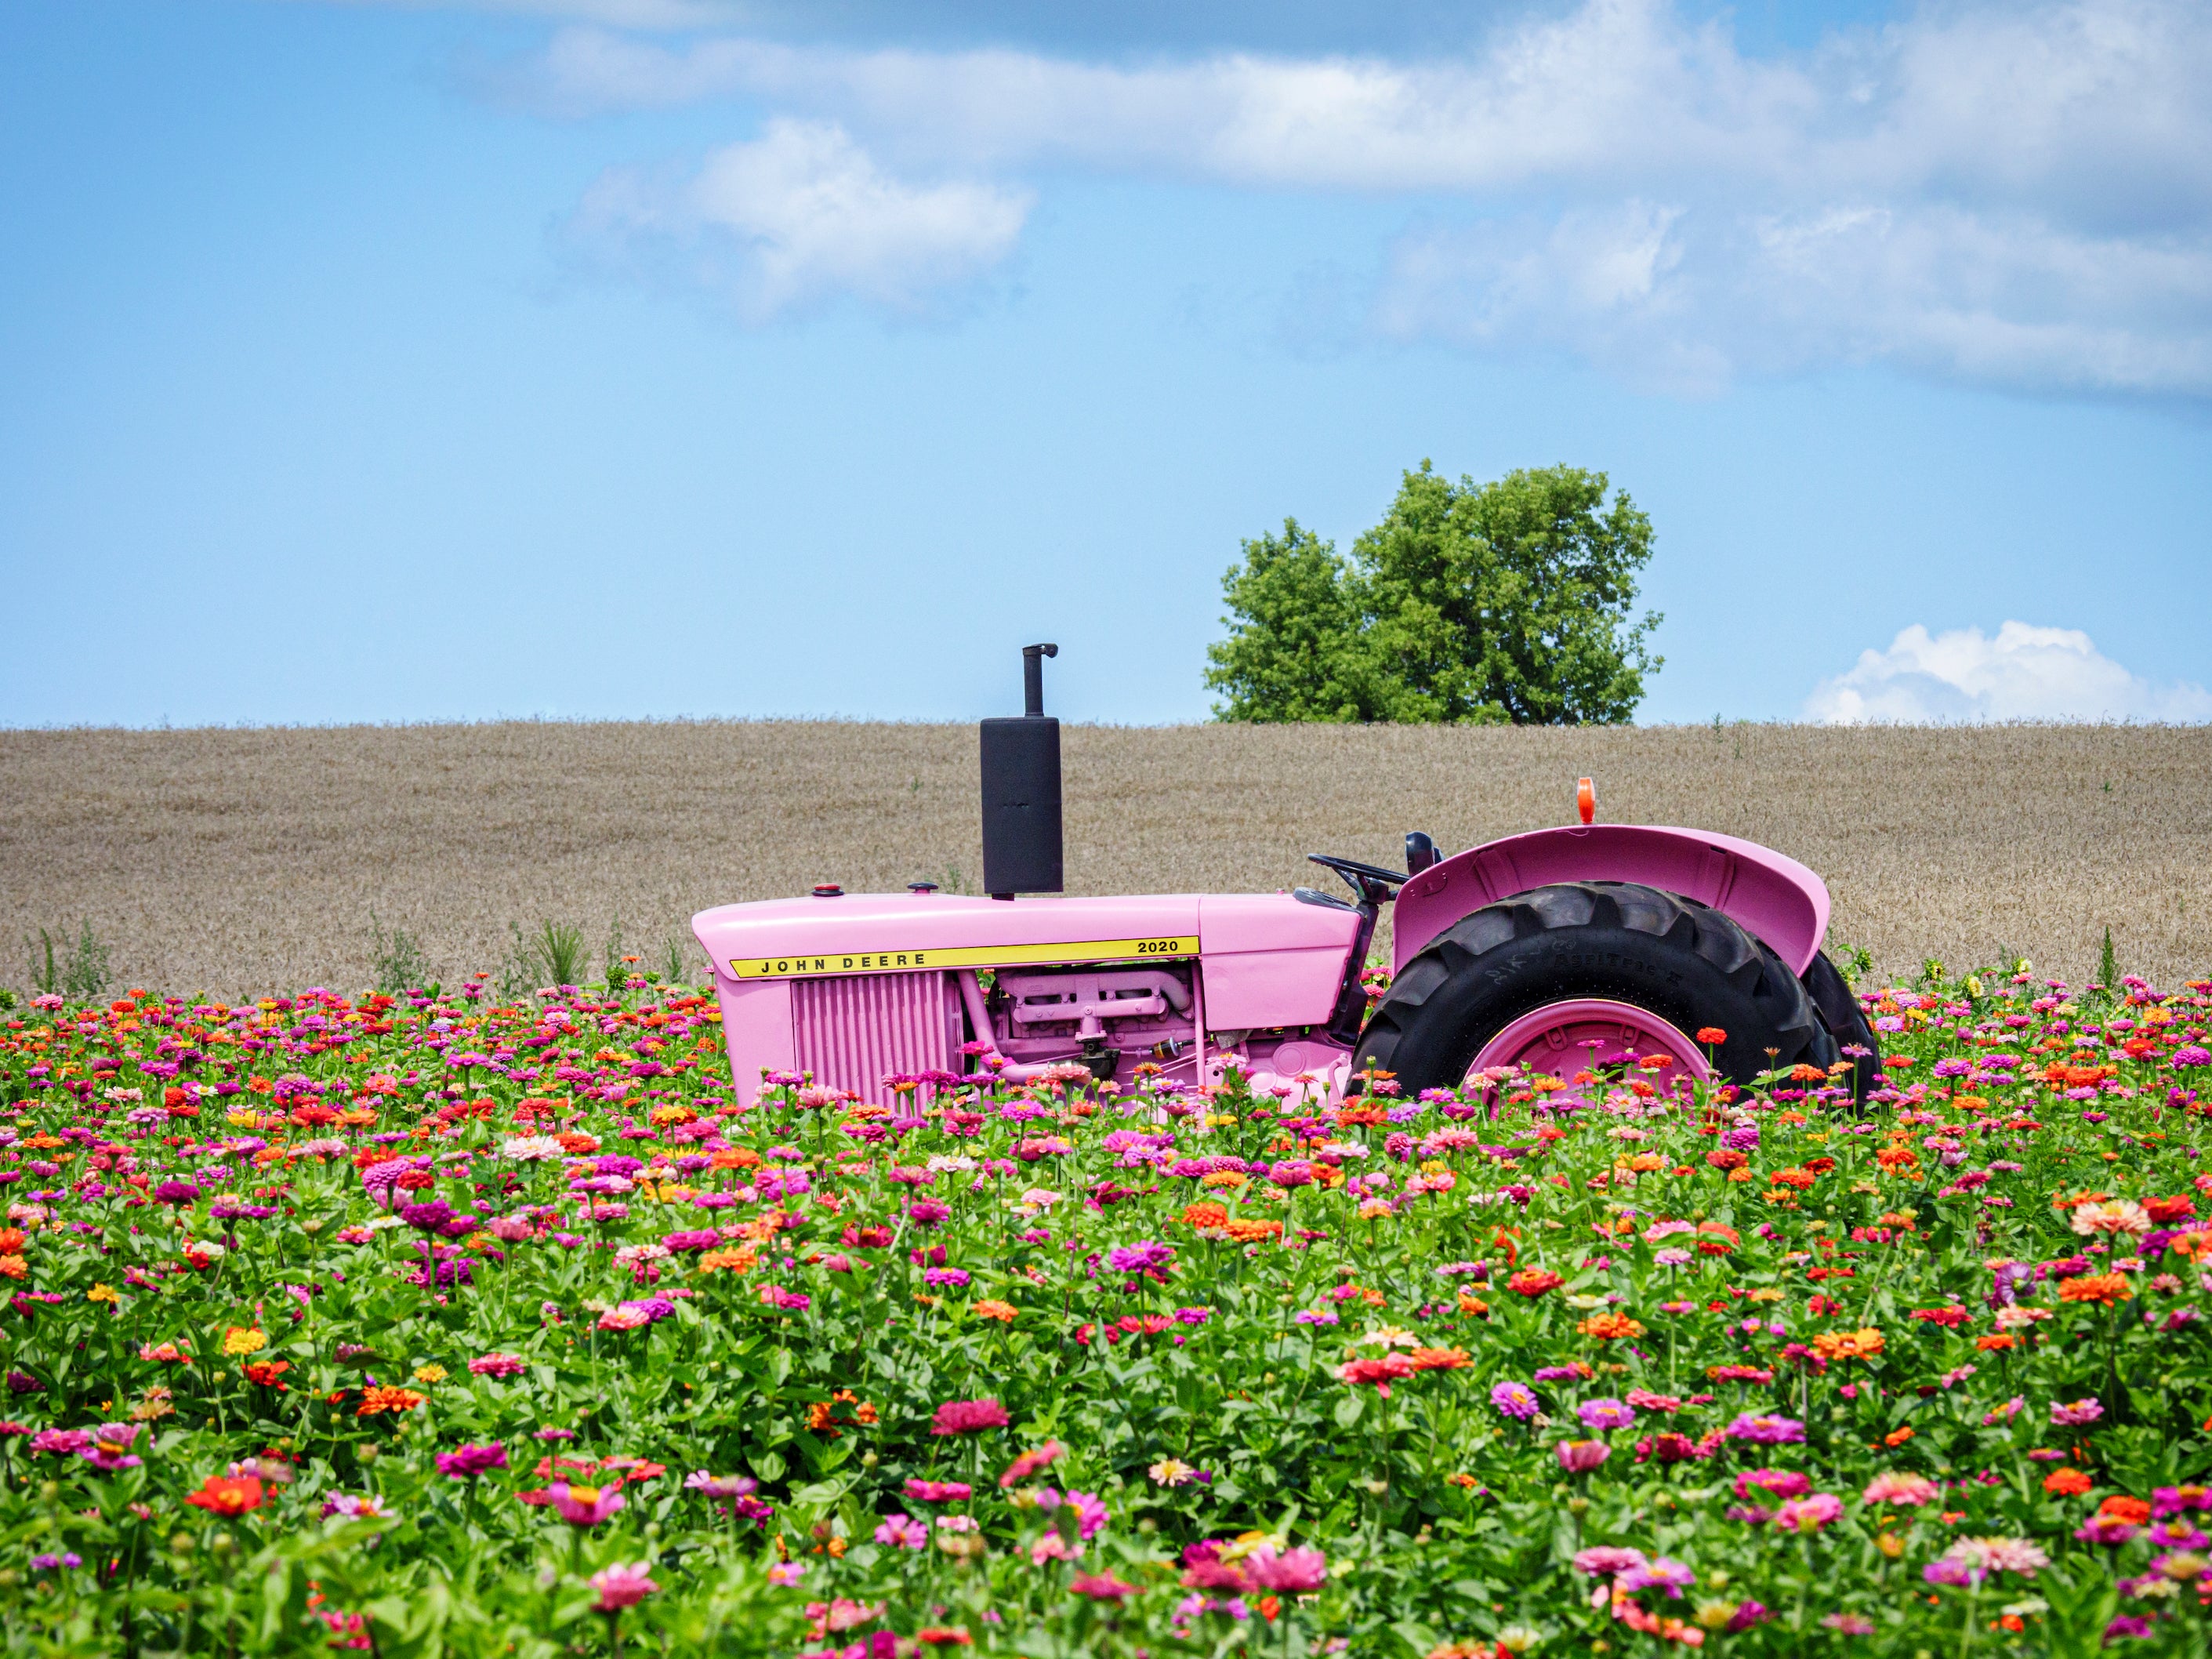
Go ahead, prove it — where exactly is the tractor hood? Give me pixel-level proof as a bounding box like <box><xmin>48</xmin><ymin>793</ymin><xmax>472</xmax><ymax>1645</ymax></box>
<box><xmin>695</xmin><ymin>892</ymin><xmax>1199</xmax><ymax>982</ymax></box>
<box><xmin>692</xmin><ymin>891</ymin><xmax>1359</xmax><ymax>1029</ymax></box>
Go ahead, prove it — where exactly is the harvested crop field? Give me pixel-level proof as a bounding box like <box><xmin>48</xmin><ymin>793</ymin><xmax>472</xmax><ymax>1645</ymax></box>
<box><xmin>2</xmin><ymin>721</ymin><xmax>2207</xmax><ymax>998</ymax></box>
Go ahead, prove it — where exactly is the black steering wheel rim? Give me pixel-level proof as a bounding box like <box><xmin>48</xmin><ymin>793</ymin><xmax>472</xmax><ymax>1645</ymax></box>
<box><xmin>1307</xmin><ymin>853</ymin><xmax>1409</xmax><ymax>906</ymax></box>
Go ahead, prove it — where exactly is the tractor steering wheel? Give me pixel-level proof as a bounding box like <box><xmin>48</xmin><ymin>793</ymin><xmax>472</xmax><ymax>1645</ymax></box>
<box><xmin>1306</xmin><ymin>853</ymin><xmax>1409</xmax><ymax>907</ymax></box>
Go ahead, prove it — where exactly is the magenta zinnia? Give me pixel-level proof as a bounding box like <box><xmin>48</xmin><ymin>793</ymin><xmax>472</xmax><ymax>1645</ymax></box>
<box><xmin>932</xmin><ymin>1397</ymin><xmax>1011</xmax><ymax>1436</ymax></box>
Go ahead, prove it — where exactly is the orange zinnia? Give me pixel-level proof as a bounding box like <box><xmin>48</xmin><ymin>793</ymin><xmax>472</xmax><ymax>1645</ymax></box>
<box><xmin>1576</xmin><ymin>1312</ymin><xmax>1646</xmax><ymax>1341</ymax></box>
<box><xmin>355</xmin><ymin>1385</ymin><xmax>426</xmax><ymax>1418</ymax></box>
<box><xmin>971</xmin><ymin>1300</ymin><xmax>1017</xmax><ymax>1323</ymax></box>
<box><xmin>2043</xmin><ymin>1468</ymin><xmax>2094</xmax><ymax>1496</ymax></box>
<box><xmin>2058</xmin><ymin>1273</ymin><xmax>2133</xmax><ymax>1305</ymax></box>
<box><xmin>1223</xmin><ymin>1219</ymin><xmax>1283</xmax><ymax>1244</ymax></box>
<box><xmin>1408</xmin><ymin>1346</ymin><xmax>1471</xmax><ymax>1370</ymax></box>
<box><xmin>1811</xmin><ymin>1327</ymin><xmax>1886</xmax><ymax>1361</ymax></box>
<box><xmin>1180</xmin><ymin>1202</ymin><xmax>1230</xmax><ymax>1229</ymax></box>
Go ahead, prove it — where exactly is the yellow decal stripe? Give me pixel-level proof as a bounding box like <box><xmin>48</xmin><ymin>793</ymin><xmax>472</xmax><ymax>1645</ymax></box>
<box><xmin>729</xmin><ymin>936</ymin><xmax>1195</xmax><ymax>979</ymax></box>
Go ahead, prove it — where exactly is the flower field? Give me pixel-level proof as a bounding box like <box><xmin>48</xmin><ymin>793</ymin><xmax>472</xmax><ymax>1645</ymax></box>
<box><xmin>3</xmin><ymin>967</ymin><xmax>2212</xmax><ymax>1657</ymax></box>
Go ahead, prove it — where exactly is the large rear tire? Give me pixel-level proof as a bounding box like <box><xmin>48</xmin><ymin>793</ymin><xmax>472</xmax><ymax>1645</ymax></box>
<box><xmin>1353</xmin><ymin>881</ymin><xmax>1837</xmax><ymax>1094</ymax></box>
<box><xmin>1800</xmin><ymin>949</ymin><xmax>1880</xmax><ymax>1102</ymax></box>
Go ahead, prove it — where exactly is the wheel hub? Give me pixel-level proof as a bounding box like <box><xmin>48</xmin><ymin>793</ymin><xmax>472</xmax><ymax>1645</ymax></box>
<box><xmin>1470</xmin><ymin>997</ymin><xmax>1712</xmax><ymax>1091</ymax></box>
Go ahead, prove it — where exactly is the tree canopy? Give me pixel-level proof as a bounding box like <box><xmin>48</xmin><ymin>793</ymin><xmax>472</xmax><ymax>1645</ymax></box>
<box><xmin>1204</xmin><ymin>462</ymin><xmax>1663</xmax><ymax>724</ymax></box>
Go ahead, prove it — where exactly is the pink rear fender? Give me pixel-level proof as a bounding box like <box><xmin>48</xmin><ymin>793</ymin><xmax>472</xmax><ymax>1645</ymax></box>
<box><xmin>1391</xmin><ymin>826</ymin><xmax>1832</xmax><ymax>978</ymax></box>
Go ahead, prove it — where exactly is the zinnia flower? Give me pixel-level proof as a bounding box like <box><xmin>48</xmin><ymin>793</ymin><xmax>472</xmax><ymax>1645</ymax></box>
<box><xmin>1069</xmin><ymin>1572</ymin><xmax>1137</xmax><ymax>1602</ymax></box>
<box><xmin>1578</xmin><ymin>1399</ymin><xmax>1637</xmax><ymax>1431</ymax></box>
<box><xmin>1774</xmin><ymin>1494</ymin><xmax>1844</xmax><ymax>1533</ymax></box>
<box><xmin>1244</xmin><ymin>1545</ymin><xmax>1328</xmax><ymax>1592</ymax></box>
<box><xmin>905</xmin><ymin>1478</ymin><xmax>973</xmax><ymax>1501</ymax></box>
<box><xmin>1862</xmin><ymin>1472</ymin><xmax>1940</xmax><ymax>1508</ymax></box>
<box><xmin>932</xmin><ymin>1397</ymin><xmax>1010</xmax><ymax>1436</ymax></box>
<box><xmin>435</xmin><ymin>1443</ymin><xmax>507</xmax><ymax>1479</ymax></box>
<box><xmin>1725</xmin><ymin>1414</ymin><xmax>1808</xmax><ymax>1444</ymax></box>
<box><xmin>999</xmin><ymin>1442</ymin><xmax>1065</xmax><ymax>1487</ymax></box>
<box><xmin>874</xmin><ymin>1512</ymin><xmax>929</xmax><ymax>1550</ymax></box>
<box><xmin>588</xmin><ymin>1562</ymin><xmax>658</xmax><ymax>1611</ymax></box>
<box><xmin>1489</xmin><ymin>1381</ymin><xmax>1539</xmax><ymax>1420</ymax></box>
<box><xmin>549</xmin><ymin>1483</ymin><xmax>626</xmax><ymax>1526</ymax></box>
<box><xmin>183</xmin><ymin>1474</ymin><xmax>263</xmax><ymax>1516</ymax></box>
<box><xmin>1573</xmin><ymin>1546</ymin><xmax>1648</xmax><ymax>1577</ymax></box>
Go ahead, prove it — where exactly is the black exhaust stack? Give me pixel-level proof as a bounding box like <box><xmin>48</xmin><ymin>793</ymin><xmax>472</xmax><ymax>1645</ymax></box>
<box><xmin>981</xmin><ymin>644</ymin><xmax>1061</xmax><ymax>898</ymax></box>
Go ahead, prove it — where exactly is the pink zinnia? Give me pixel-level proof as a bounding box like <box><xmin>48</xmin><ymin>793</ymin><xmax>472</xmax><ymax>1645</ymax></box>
<box><xmin>932</xmin><ymin>1397</ymin><xmax>1010</xmax><ymax>1436</ymax></box>
<box><xmin>905</xmin><ymin>1478</ymin><xmax>974</xmax><ymax>1501</ymax></box>
<box><xmin>1244</xmin><ymin>1545</ymin><xmax>1328</xmax><ymax>1593</ymax></box>
<box><xmin>1557</xmin><ymin>1439</ymin><xmax>1611</xmax><ymax>1473</ymax></box>
<box><xmin>1069</xmin><ymin>1572</ymin><xmax>1138</xmax><ymax>1603</ymax></box>
<box><xmin>548</xmin><ymin>1482</ymin><xmax>626</xmax><ymax>1526</ymax></box>
<box><xmin>1862</xmin><ymin>1472</ymin><xmax>1940</xmax><ymax>1508</ymax></box>
<box><xmin>874</xmin><ymin>1512</ymin><xmax>929</xmax><ymax>1550</ymax></box>
<box><xmin>1573</xmin><ymin>1546</ymin><xmax>1648</xmax><ymax>1577</ymax></box>
<box><xmin>1735</xmin><ymin>1468</ymin><xmax>1810</xmax><ymax>1501</ymax></box>
<box><xmin>468</xmin><ymin>1353</ymin><xmax>527</xmax><ymax>1378</ymax></box>
<box><xmin>588</xmin><ymin>1561</ymin><xmax>658</xmax><ymax>1611</ymax></box>
<box><xmin>435</xmin><ymin>1443</ymin><xmax>507</xmax><ymax>1479</ymax></box>
<box><xmin>999</xmin><ymin>1441</ymin><xmax>1065</xmax><ymax>1487</ymax></box>
<box><xmin>1774</xmin><ymin>1494</ymin><xmax>1844</xmax><ymax>1534</ymax></box>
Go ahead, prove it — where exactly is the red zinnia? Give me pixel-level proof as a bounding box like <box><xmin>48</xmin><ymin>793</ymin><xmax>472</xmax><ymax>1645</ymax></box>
<box><xmin>184</xmin><ymin>1474</ymin><xmax>264</xmax><ymax>1516</ymax></box>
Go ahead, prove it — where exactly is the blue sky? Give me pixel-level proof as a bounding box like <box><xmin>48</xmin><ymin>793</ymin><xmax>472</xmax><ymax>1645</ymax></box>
<box><xmin>2</xmin><ymin>0</ymin><xmax>2208</xmax><ymax>728</ymax></box>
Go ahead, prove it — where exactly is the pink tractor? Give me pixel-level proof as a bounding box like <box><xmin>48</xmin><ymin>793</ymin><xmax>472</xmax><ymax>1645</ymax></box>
<box><xmin>694</xmin><ymin>647</ymin><xmax>1877</xmax><ymax>1107</ymax></box>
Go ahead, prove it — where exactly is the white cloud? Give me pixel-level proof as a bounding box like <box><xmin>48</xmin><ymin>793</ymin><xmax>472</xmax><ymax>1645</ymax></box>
<box><xmin>1804</xmin><ymin>622</ymin><xmax>2212</xmax><ymax>724</ymax></box>
<box><xmin>495</xmin><ymin>0</ymin><xmax>2212</xmax><ymax>387</ymax></box>
<box><xmin>1375</xmin><ymin>198</ymin><xmax>2212</xmax><ymax>395</ymax></box>
<box><xmin>568</xmin><ymin>119</ymin><xmax>1029</xmax><ymax>320</ymax></box>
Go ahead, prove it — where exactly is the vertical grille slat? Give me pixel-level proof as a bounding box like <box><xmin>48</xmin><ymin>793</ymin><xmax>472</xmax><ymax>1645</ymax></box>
<box><xmin>792</xmin><ymin>971</ymin><xmax>959</xmax><ymax>1105</ymax></box>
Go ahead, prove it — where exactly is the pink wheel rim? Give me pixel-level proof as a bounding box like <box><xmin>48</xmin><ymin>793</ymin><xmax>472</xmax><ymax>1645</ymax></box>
<box><xmin>1470</xmin><ymin>998</ymin><xmax>1713</xmax><ymax>1088</ymax></box>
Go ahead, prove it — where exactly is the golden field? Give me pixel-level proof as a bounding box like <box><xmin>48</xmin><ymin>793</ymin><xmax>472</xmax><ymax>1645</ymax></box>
<box><xmin>2</xmin><ymin>720</ymin><xmax>2207</xmax><ymax>997</ymax></box>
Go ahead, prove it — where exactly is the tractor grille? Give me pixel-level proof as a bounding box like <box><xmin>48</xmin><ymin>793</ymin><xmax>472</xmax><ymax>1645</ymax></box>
<box><xmin>791</xmin><ymin>971</ymin><xmax>960</xmax><ymax>1105</ymax></box>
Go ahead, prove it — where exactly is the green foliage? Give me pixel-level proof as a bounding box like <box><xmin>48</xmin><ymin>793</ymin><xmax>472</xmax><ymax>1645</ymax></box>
<box><xmin>24</xmin><ymin>922</ymin><xmax>112</xmax><ymax>1004</ymax></box>
<box><xmin>1206</xmin><ymin>462</ymin><xmax>1663</xmax><ymax>724</ymax></box>
<box><xmin>529</xmin><ymin>920</ymin><xmax>589</xmax><ymax>989</ymax></box>
<box><xmin>1831</xmin><ymin>943</ymin><xmax>1875</xmax><ymax>987</ymax></box>
<box><xmin>2100</xmin><ymin>926</ymin><xmax>2121</xmax><ymax>992</ymax></box>
<box><xmin>371</xmin><ymin>910</ymin><xmax>433</xmax><ymax>996</ymax></box>
<box><xmin>6</xmin><ymin>961</ymin><xmax>2210</xmax><ymax>1654</ymax></box>
<box><xmin>25</xmin><ymin>928</ymin><xmax>59</xmax><ymax>998</ymax></box>
<box><xmin>1199</xmin><ymin>519</ymin><xmax>1375</xmax><ymax>723</ymax></box>
<box><xmin>601</xmin><ymin>913</ymin><xmax>629</xmax><ymax>989</ymax></box>
<box><xmin>498</xmin><ymin>920</ymin><xmax>589</xmax><ymax>999</ymax></box>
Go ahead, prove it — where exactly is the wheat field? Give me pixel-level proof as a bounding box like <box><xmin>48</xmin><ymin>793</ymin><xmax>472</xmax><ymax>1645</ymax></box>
<box><xmin>2</xmin><ymin>721</ymin><xmax>2207</xmax><ymax>999</ymax></box>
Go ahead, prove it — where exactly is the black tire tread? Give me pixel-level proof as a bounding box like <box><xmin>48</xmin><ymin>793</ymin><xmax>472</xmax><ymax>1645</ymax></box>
<box><xmin>1355</xmin><ymin>880</ymin><xmax>1837</xmax><ymax>1093</ymax></box>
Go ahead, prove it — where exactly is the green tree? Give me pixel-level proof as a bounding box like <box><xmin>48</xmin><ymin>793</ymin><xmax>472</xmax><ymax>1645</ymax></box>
<box><xmin>1204</xmin><ymin>462</ymin><xmax>1663</xmax><ymax>724</ymax></box>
